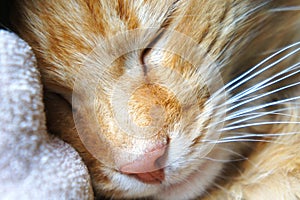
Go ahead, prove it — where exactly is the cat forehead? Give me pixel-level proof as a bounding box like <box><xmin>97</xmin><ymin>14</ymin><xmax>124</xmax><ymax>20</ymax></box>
<box><xmin>26</xmin><ymin>0</ymin><xmax>238</xmax><ymax>35</ymax></box>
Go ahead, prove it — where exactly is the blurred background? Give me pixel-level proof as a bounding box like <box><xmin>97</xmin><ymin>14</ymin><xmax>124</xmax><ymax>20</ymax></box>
<box><xmin>0</xmin><ymin>0</ymin><xmax>11</xmax><ymax>30</ymax></box>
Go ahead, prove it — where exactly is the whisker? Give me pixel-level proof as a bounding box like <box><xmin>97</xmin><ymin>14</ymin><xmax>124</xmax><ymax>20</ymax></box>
<box><xmin>222</xmin><ymin>132</ymin><xmax>300</xmax><ymax>139</ymax></box>
<box><xmin>231</xmin><ymin>109</ymin><xmax>300</xmax><ymax>126</ymax></box>
<box><xmin>230</xmin><ymin>62</ymin><xmax>300</xmax><ymax>103</ymax></box>
<box><xmin>226</xmin><ymin>80</ymin><xmax>300</xmax><ymax>117</ymax></box>
<box><xmin>203</xmin><ymin>138</ymin><xmax>287</xmax><ymax>144</ymax></box>
<box><xmin>216</xmin><ymin>146</ymin><xmax>247</xmax><ymax>157</ymax></box>
<box><xmin>202</xmin><ymin>156</ymin><xmax>246</xmax><ymax>163</ymax></box>
<box><xmin>210</xmin><ymin>41</ymin><xmax>300</xmax><ymax>101</ymax></box>
<box><xmin>221</xmin><ymin>121</ymin><xmax>300</xmax><ymax>131</ymax></box>
<box><xmin>226</xmin><ymin>84</ymin><xmax>300</xmax><ymax>117</ymax></box>
<box><xmin>226</xmin><ymin>107</ymin><xmax>290</xmax><ymax>125</ymax></box>
<box><xmin>226</xmin><ymin>56</ymin><xmax>300</xmax><ymax>109</ymax></box>
<box><xmin>208</xmin><ymin>92</ymin><xmax>300</xmax><ymax>128</ymax></box>
<box><xmin>232</xmin><ymin>1</ymin><xmax>271</xmax><ymax>24</ymax></box>
<box><xmin>270</xmin><ymin>6</ymin><xmax>300</xmax><ymax>12</ymax></box>
<box><xmin>211</xmin><ymin>107</ymin><xmax>300</xmax><ymax>129</ymax></box>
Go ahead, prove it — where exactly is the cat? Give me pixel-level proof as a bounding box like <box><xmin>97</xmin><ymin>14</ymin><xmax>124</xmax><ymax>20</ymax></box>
<box><xmin>11</xmin><ymin>0</ymin><xmax>300</xmax><ymax>199</ymax></box>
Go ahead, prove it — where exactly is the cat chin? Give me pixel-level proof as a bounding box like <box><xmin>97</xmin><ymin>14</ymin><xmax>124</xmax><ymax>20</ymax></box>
<box><xmin>156</xmin><ymin>169</ymin><xmax>215</xmax><ymax>200</ymax></box>
<box><xmin>155</xmin><ymin>151</ymin><xmax>229</xmax><ymax>200</ymax></box>
<box><xmin>110</xmin><ymin>161</ymin><xmax>224</xmax><ymax>200</ymax></box>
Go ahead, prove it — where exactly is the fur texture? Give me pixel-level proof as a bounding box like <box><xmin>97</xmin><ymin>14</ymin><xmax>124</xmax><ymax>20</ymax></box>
<box><xmin>11</xmin><ymin>0</ymin><xmax>300</xmax><ymax>199</ymax></box>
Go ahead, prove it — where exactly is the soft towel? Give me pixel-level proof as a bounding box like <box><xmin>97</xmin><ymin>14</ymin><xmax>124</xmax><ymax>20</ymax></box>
<box><xmin>0</xmin><ymin>30</ymin><xmax>94</xmax><ymax>200</ymax></box>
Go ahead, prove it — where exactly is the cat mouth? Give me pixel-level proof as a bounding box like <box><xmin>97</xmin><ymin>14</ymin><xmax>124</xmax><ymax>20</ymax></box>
<box><xmin>127</xmin><ymin>166</ymin><xmax>199</xmax><ymax>188</ymax></box>
<box><xmin>123</xmin><ymin>168</ymin><xmax>165</xmax><ymax>184</ymax></box>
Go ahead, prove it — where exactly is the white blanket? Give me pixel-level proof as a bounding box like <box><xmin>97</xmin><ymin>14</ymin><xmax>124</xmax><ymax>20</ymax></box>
<box><xmin>0</xmin><ymin>30</ymin><xmax>93</xmax><ymax>200</ymax></box>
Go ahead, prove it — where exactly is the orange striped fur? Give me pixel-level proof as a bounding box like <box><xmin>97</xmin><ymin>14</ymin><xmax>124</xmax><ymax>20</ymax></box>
<box><xmin>11</xmin><ymin>0</ymin><xmax>300</xmax><ymax>199</ymax></box>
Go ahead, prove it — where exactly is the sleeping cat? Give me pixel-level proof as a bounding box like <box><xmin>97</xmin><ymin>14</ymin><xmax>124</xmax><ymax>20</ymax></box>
<box><xmin>11</xmin><ymin>0</ymin><xmax>300</xmax><ymax>199</ymax></box>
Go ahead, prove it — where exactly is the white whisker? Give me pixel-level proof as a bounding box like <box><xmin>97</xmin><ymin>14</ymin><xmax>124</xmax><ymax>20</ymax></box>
<box><xmin>211</xmin><ymin>41</ymin><xmax>300</xmax><ymax>97</ymax></box>
<box><xmin>231</xmin><ymin>62</ymin><xmax>300</xmax><ymax>102</ymax></box>
<box><xmin>203</xmin><ymin>138</ymin><xmax>287</xmax><ymax>144</ymax></box>
<box><xmin>233</xmin><ymin>2</ymin><xmax>271</xmax><ymax>24</ymax></box>
<box><xmin>202</xmin><ymin>156</ymin><xmax>246</xmax><ymax>163</ymax></box>
<box><xmin>208</xmin><ymin>93</ymin><xmax>300</xmax><ymax>129</ymax></box>
<box><xmin>226</xmin><ymin>107</ymin><xmax>289</xmax><ymax>125</ymax></box>
<box><xmin>211</xmin><ymin>105</ymin><xmax>300</xmax><ymax>128</ymax></box>
<box><xmin>232</xmin><ymin>109</ymin><xmax>300</xmax><ymax>126</ymax></box>
<box><xmin>226</xmin><ymin>83</ymin><xmax>300</xmax><ymax>117</ymax></box>
<box><xmin>270</xmin><ymin>6</ymin><xmax>300</xmax><ymax>12</ymax></box>
<box><xmin>226</xmin><ymin>54</ymin><xmax>300</xmax><ymax>108</ymax></box>
<box><xmin>221</xmin><ymin>121</ymin><xmax>300</xmax><ymax>131</ymax></box>
<box><xmin>210</xmin><ymin>41</ymin><xmax>300</xmax><ymax>105</ymax></box>
<box><xmin>222</xmin><ymin>132</ymin><xmax>300</xmax><ymax>139</ymax></box>
<box><xmin>214</xmin><ymin>146</ymin><xmax>248</xmax><ymax>159</ymax></box>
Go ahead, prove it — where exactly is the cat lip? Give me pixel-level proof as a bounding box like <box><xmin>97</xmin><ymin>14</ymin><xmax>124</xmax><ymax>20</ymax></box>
<box><xmin>123</xmin><ymin>168</ymin><xmax>165</xmax><ymax>184</ymax></box>
<box><xmin>133</xmin><ymin>170</ymin><xmax>165</xmax><ymax>184</ymax></box>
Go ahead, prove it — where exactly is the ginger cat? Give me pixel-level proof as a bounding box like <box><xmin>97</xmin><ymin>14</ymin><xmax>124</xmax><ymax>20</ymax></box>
<box><xmin>11</xmin><ymin>0</ymin><xmax>300</xmax><ymax>199</ymax></box>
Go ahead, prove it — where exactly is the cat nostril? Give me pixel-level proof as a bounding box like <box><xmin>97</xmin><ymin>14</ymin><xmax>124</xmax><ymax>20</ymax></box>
<box><xmin>119</xmin><ymin>144</ymin><xmax>167</xmax><ymax>184</ymax></box>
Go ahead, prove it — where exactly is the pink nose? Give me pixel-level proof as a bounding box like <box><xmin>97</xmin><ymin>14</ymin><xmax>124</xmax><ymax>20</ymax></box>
<box><xmin>119</xmin><ymin>145</ymin><xmax>167</xmax><ymax>184</ymax></box>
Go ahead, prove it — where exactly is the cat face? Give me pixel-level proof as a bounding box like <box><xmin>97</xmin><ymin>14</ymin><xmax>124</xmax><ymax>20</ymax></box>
<box><xmin>12</xmin><ymin>0</ymin><xmax>300</xmax><ymax>199</ymax></box>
